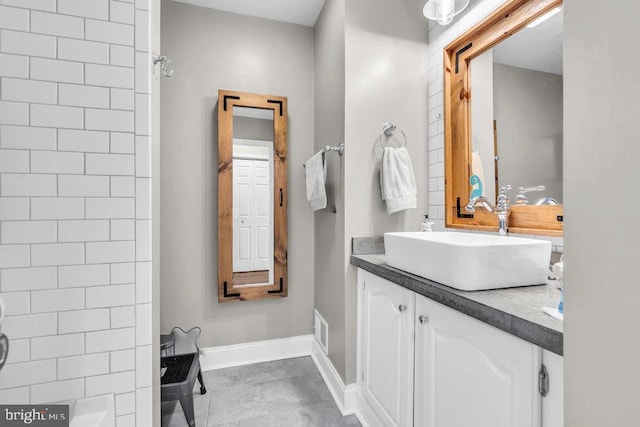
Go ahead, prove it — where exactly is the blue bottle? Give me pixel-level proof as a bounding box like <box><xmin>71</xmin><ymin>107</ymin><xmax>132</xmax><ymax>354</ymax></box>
<box><xmin>558</xmin><ymin>288</ymin><xmax>564</xmax><ymax>314</ymax></box>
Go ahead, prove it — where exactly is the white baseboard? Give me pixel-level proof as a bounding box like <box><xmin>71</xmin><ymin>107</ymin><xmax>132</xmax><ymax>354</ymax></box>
<box><xmin>353</xmin><ymin>388</ymin><xmax>381</xmax><ymax>427</ymax></box>
<box><xmin>310</xmin><ymin>339</ymin><xmax>358</xmax><ymax>417</ymax></box>
<box><xmin>199</xmin><ymin>334</ymin><xmax>313</xmax><ymax>371</ymax></box>
<box><xmin>199</xmin><ymin>334</ymin><xmax>367</xmax><ymax>426</ymax></box>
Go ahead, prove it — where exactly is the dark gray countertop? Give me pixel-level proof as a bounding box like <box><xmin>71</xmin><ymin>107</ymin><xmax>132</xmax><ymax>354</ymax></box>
<box><xmin>351</xmin><ymin>253</ymin><xmax>564</xmax><ymax>355</ymax></box>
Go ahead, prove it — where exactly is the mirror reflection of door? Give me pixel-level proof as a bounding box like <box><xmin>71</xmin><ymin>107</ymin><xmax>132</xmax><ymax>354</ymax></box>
<box><xmin>231</xmin><ymin>107</ymin><xmax>274</xmax><ymax>288</ymax></box>
<box><xmin>232</xmin><ymin>141</ymin><xmax>273</xmax><ymax>286</ymax></box>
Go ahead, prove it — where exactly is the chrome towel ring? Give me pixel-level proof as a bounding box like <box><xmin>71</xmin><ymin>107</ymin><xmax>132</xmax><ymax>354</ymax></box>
<box><xmin>379</xmin><ymin>121</ymin><xmax>407</xmax><ymax>148</ymax></box>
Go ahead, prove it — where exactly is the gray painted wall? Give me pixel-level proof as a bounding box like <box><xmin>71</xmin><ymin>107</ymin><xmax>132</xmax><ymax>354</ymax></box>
<box><xmin>313</xmin><ymin>0</ymin><xmax>347</xmax><ymax>379</ymax></box>
<box><xmin>564</xmin><ymin>0</ymin><xmax>640</xmax><ymax>424</ymax></box>
<box><xmin>343</xmin><ymin>0</ymin><xmax>429</xmax><ymax>384</ymax></box>
<box><xmin>313</xmin><ymin>0</ymin><xmax>429</xmax><ymax>383</ymax></box>
<box><xmin>494</xmin><ymin>64</ymin><xmax>563</xmax><ymax>202</ymax></box>
<box><xmin>160</xmin><ymin>0</ymin><xmax>315</xmax><ymax>347</ymax></box>
<box><xmin>233</xmin><ymin>117</ymin><xmax>273</xmax><ymax>141</ymax></box>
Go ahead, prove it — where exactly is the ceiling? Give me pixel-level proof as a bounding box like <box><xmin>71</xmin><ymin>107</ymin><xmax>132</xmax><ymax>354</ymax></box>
<box><xmin>170</xmin><ymin>0</ymin><xmax>326</xmax><ymax>27</ymax></box>
<box><xmin>169</xmin><ymin>1</ymin><xmax>562</xmax><ymax>75</ymax></box>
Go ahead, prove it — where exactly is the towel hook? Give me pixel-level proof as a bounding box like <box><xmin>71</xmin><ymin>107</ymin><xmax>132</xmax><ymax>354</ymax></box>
<box><xmin>152</xmin><ymin>51</ymin><xmax>174</xmax><ymax>77</ymax></box>
<box><xmin>379</xmin><ymin>121</ymin><xmax>407</xmax><ymax>148</ymax></box>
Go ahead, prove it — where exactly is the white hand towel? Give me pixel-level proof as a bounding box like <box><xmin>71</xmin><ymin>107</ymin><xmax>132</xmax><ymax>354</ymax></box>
<box><xmin>380</xmin><ymin>147</ymin><xmax>417</xmax><ymax>214</ymax></box>
<box><xmin>304</xmin><ymin>151</ymin><xmax>327</xmax><ymax>211</ymax></box>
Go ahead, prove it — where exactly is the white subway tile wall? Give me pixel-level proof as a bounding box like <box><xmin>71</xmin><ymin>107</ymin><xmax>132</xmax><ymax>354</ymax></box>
<box><xmin>111</xmin><ymin>305</ymin><xmax>135</xmax><ymax>329</ymax></box>
<box><xmin>110</xmin><ymin>349</ymin><xmax>136</xmax><ymax>373</ymax></box>
<box><xmin>0</xmin><ymin>0</ymin><xmax>153</xmax><ymax>424</ymax></box>
<box><xmin>115</xmin><ymin>391</ymin><xmax>136</xmax><ymax>416</ymax></box>
<box><xmin>0</xmin><ymin>386</ymin><xmax>30</xmax><ymax>404</ymax></box>
<box><xmin>1</xmin><ymin>125</ymin><xmax>57</xmax><ymax>150</ymax></box>
<box><xmin>31</xmin><ymin>378</ymin><xmax>85</xmax><ymax>404</ymax></box>
<box><xmin>58</xmin><ymin>353</ymin><xmax>110</xmax><ymax>380</ymax></box>
<box><xmin>4</xmin><ymin>338</ymin><xmax>29</xmax><ymax>364</ymax></box>
<box><xmin>427</xmin><ymin>0</ymin><xmax>564</xmax><ymax>251</ymax></box>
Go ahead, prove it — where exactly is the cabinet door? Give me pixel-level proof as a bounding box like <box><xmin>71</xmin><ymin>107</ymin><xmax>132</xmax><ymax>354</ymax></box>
<box><xmin>357</xmin><ymin>269</ymin><xmax>415</xmax><ymax>427</ymax></box>
<box><xmin>542</xmin><ymin>350</ymin><xmax>564</xmax><ymax>427</ymax></box>
<box><xmin>414</xmin><ymin>294</ymin><xmax>541</xmax><ymax>427</ymax></box>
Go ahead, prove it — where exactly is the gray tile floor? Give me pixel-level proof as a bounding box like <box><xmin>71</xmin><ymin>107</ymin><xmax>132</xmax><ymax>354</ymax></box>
<box><xmin>161</xmin><ymin>356</ymin><xmax>362</xmax><ymax>427</ymax></box>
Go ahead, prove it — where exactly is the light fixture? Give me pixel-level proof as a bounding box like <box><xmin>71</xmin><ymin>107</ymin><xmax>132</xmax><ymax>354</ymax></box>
<box><xmin>423</xmin><ymin>0</ymin><xmax>470</xmax><ymax>26</ymax></box>
<box><xmin>526</xmin><ymin>6</ymin><xmax>562</xmax><ymax>28</ymax></box>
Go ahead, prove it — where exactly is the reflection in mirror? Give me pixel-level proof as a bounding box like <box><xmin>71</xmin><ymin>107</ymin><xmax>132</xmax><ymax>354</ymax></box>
<box><xmin>232</xmin><ymin>107</ymin><xmax>274</xmax><ymax>287</ymax></box>
<box><xmin>217</xmin><ymin>90</ymin><xmax>288</xmax><ymax>302</ymax></box>
<box><xmin>443</xmin><ymin>0</ymin><xmax>564</xmax><ymax>236</ymax></box>
<box><xmin>470</xmin><ymin>8</ymin><xmax>563</xmax><ymax>204</ymax></box>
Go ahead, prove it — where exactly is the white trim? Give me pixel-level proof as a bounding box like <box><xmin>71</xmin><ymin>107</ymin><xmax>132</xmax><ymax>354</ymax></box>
<box><xmin>352</xmin><ymin>372</ymin><xmax>402</xmax><ymax>426</ymax></box>
<box><xmin>233</xmin><ymin>154</ymin><xmax>269</xmax><ymax>161</ymax></box>
<box><xmin>310</xmin><ymin>338</ymin><xmax>356</xmax><ymax>416</ymax></box>
<box><xmin>354</xmin><ymin>387</ymin><xmax>383</xmax><ymax>427</ymax></box>
<box><xmin>199</xmin><ymin>334</ymin><xmax>313</xmax><ymax>371</ymax></box>
<box><xmin>198</xmin><ymin>334</ymin><xmax>367</xmax><ymax>426</ymax></box>
<box><xmin>310</xmin><ymin>340</ymin><xmax>369</xmax><ymax>425</ymax></box>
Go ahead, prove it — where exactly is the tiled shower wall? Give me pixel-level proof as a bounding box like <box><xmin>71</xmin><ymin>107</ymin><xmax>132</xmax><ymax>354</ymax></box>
<box><xmin>0</xmin><ymin>0</ymin><xmax>153</xmax><ymax>425</ymax></box>
<box><xmin>426</xmin><ymin>0</ymin><xmax>564</xmax><ymax>251</ymax></box>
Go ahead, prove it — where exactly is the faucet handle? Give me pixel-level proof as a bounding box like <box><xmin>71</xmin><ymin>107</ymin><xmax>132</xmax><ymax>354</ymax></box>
<box><xmin>497</xmin><ymin>185</ymin><xmax>511</xmax><ymax>210</ymax></box>
<box><xmin>518</xmin><ymin>185</ymin><xmax>545</xmax><ymax>194</ymax></box>
<box><xmin>515</xmin><ymin>186</ymin><xmax>545</xmax><ymax>206</ymax></box>
<box><xmin>499</xmin><ymin>185</ymin><xmax>512</xmax><ymax>194</ymax></box>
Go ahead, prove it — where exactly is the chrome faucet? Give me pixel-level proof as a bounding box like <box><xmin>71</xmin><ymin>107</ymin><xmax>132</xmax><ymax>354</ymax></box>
<box><xmin>465</xmin><ymin>185</ymin><xmax>512</xmax><ymax>236</ymax></box>
<box><xmin>515</xmin><ymin>186</ymin><xmax>545</xmax><ymax>205</ymax></box>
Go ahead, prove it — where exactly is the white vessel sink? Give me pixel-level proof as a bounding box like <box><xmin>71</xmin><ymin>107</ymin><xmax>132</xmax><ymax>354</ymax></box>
<box><xmin>384</xmin><ymin>232</ymin><xmax>551</xmax><ymax>291</ymax></box>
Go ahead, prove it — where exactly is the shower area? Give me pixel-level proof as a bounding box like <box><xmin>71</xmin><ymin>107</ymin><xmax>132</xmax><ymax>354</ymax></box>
<box><xmin>0</xmin><ymin>0</ymin><xmax>161</xmax><ymax>425</ymax></box>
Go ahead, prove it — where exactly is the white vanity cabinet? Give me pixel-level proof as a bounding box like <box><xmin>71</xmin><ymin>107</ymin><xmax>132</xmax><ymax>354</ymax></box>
<box><xmin>541</xmin><ymin>349</ymin><xmax>564</xmax><ymax>427</ymax></box>
<box><xmin>357</xmin><ymin>268</ymin><xmax>564</xmax><ymax>427</ymax></box>
<box><xmin>414</xmin><ymin>293</ymin><xmax>540</xmax><ymax>427</ymax></box>
<box><xmin>357</xmin><ymin>269</ymin><xmax>415</xmax><ymax>427</ymax></box>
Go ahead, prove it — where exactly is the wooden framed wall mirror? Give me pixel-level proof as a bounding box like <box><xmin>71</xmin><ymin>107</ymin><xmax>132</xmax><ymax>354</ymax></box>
<box><xmin>217</xmin><ymin>90</ymin><xmax>288</xmax><ymax>302</ymax></box>
<box><xmin>444</xmin><ymin>0</ymin><xmax>564</xmax><ymax>236</ymax></box>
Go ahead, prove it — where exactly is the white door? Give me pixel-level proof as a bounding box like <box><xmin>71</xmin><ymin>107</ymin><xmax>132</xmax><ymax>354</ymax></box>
<box><xmin>357</xmin><ymin>269</ymin><xmax>415</xmax><ymax>427</ymax></box>
<box><xmin>414</xmin><ymin>294</ymin><xmax>540</xmax><ymax>427</ymax></box>
<box><xmin>233</xmin><ymin>158</ymin><xmax>272</xmax><ymax>274</ymax></box>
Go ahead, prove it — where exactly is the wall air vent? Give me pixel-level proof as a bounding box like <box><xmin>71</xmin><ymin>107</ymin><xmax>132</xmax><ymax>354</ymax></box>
<box><xmin>314</xmin><ymin>309</ymin><xmax>329</xmax><ymax>354</ymax></box>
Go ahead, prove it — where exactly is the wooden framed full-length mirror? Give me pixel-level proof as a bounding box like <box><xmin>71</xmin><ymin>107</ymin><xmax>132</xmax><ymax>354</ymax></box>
<box><xmin>217</xmin><ymin>90</ymin><xmax>288</xmax><ymax>302</ymax></box>
<box><xmin>444</xmin><ymin>0</ymin><xmax>564</xmax><ymax>236</ymax></box>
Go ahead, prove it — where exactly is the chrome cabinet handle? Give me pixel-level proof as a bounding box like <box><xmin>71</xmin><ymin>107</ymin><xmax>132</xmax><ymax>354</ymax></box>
<box><xmin>398</xmin><ymin>304</ymin><xmax>407</xmax><ymax>313</ymax></box>
<box><xmin>418</xmin><ymin>315</ymin><xmax>429</xmax><ymax>324</ymax></box>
